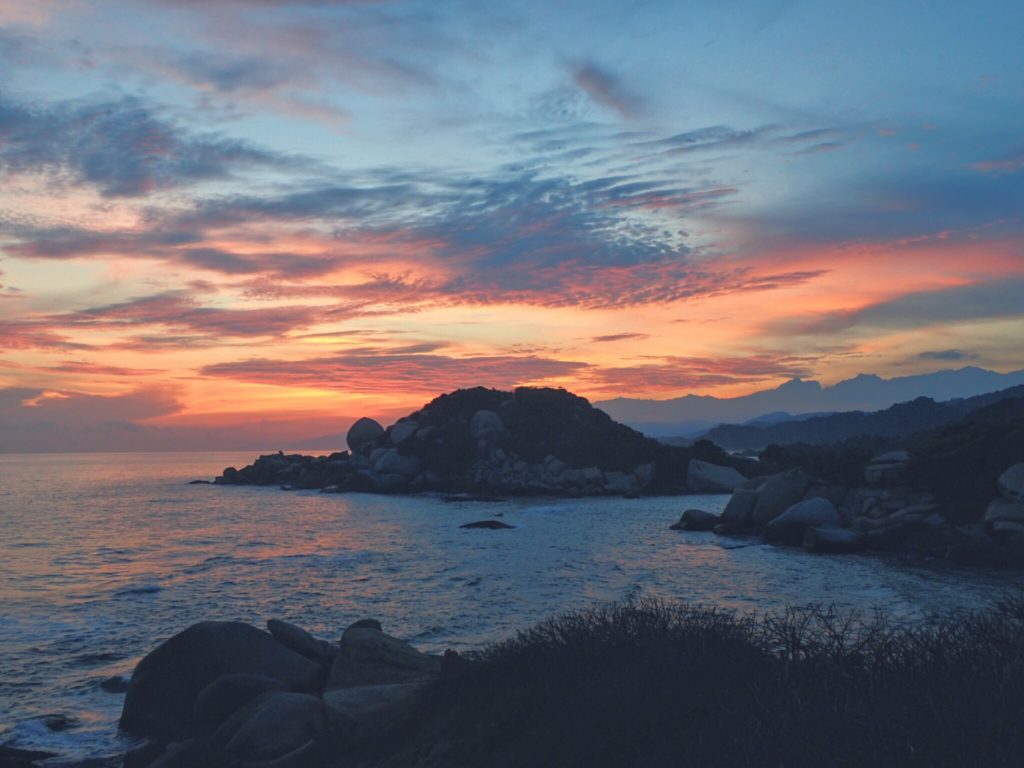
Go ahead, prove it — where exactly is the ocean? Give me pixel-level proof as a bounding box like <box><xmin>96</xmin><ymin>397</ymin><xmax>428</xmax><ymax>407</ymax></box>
<box><xmin>0</xmin><ymin>451</ymin><xmax>1018</xmax><ymax>761</ymax></box>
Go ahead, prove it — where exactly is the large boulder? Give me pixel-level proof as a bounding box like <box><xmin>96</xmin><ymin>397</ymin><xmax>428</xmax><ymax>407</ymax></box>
<box><xmin>751</xmin><ymin>471</ymin><xmax>809</xmax><ymax>527</ymax></box>
<box><xmin>327</xmin><ymin>624</ymin><xmax>441</xmax><ymax>689</ymax></box>
<box><xmin>720</xmin><ymin>488</ymin><xmax>758</xmax><ymax>528</ymax></box>
<box><xmin>213</xmin><ymin>692</ymin><xmax>326</xmax><ymax>764</ymax></box>
<box><xmin>323</xmin><ymin>682</ymin><xmax>422</xmax><ymax>724</ymax></box>
<box><xmin>670</xmin><ymin>508</ymin><xmax>720</xmax><ymax>531</ymax></box>
<box><xmin>388</xmin><ymin>420</ymin><xmax>419</xmax><ymax>446</ymax></box>
<box><xmin>347</xmin><ymin>417</ymin><xmax>384</xmax><ymax>452</ymax></box>
<box><xmin>193</xmin><ymin>674</ymin><xmax>287</xmax><ymax>734</ymax></box>
<box><xmin>686</xmin><ymin>460</ymin><xmax>746</xmax><ymax>494</ymax></box>
<box><xmin>266</xmin><ymin>619</ymin><xmax>336</xmax><ymax>664</ymax></box>
<box><xmin>985</xmin><ymin>498</ymin><xmax>1024</xmax><ymax>523</ymax></box>
<box><xmin>119</xmin><ymin>621</ymin><xmax>322</xmax><ymax>741</ymax></box>
<box><xmin>470</xmin><ymin>410</ymin><xmax>505</xmax><ymax>443</ymax></box>
<box><xmin>763</xmin><ymin>497</ymin><xmax>840</xmax><ymax>544</ymax></box>
<box><xmin>373</xmin><ymin>448</ymin><xmax>421</xmax><ymax>477</ymax></box>
<box><xmin>998</xmin><ymin>464</ymin><xmax>1024</xmax><ymax>501</ymax></box>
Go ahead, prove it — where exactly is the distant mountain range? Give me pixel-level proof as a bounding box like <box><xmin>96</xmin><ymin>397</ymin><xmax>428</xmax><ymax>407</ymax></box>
<box><xmin>595</xmin><ymin>367</ymin><xmax>1024</xmax><ymax>437</ymax></box>
<box><xmin>700</xmin><ymin>384</ymin><xmax>1024</xmax><ymax>451</ymax></box>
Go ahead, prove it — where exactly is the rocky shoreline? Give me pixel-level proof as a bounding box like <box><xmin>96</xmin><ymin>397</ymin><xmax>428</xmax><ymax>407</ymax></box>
<box><xmin>672</xmin><ymin>456</ymin><xmax>1024</xmax><ymax>568</ymax></box>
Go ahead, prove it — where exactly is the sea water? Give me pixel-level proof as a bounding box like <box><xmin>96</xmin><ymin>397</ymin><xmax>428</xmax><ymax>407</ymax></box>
<box><xmin>0</xmin><ymin>451</ymin><xmax>1018</xmax><ymax>761</ymax></box>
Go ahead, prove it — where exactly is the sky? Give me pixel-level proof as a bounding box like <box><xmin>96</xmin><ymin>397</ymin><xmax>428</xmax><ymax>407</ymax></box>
<box><xmin>1</xmin><ymin>0</ymin><xmax>1023</xmax><ymax>450</ymax></box>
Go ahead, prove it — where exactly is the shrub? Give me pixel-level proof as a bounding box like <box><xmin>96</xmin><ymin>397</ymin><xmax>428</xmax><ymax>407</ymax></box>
<box><xmin>339</xmin><ymin>598</ymin><xmax>1024</xmax><ymax>768</ymax></box>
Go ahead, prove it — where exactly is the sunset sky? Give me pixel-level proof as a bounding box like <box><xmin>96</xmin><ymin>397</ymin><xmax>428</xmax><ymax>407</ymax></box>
<box><xmin>1</xmin><ymin>0</ymin><xmax>1023</xmax><ymax>450</ymax></box>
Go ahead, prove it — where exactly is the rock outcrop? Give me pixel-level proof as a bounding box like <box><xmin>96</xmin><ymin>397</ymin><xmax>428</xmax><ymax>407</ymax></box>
<box><xmin>211</xmin><ymin>387</ymin><xmax>750</xmax><ymax>497</ymax></box>
<box><xmin>119</xmin><ymin>618</ymin><xmax>440</xmax><ymax>768</ymax></box>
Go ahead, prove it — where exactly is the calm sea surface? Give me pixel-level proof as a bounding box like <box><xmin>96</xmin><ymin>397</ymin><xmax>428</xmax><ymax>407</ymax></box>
<box><xmin>1</xmin><ymin>451</ymin><xmax>1020</xmax><ymax>760</ymax></box>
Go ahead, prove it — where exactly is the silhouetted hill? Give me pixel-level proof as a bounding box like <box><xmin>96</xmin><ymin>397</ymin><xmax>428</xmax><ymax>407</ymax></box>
<box><xmin>214</xmin><ymin>386</ymin><xmax>748</xmax><ymax>496</ymax></box>
<box><xmin>597</xmin><ymin>367</ymin><xmax>1024</xmax><ymax>436</ymax></box>
<box><xmin>701</xmin><ymin>384</ymin><xmax>1024</xmax><ymax>450</ymax></box>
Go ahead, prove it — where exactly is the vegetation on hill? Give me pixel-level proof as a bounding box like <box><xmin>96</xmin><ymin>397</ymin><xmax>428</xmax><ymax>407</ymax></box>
<box><xmin>702</xmin><ymin>384</ymin><xmax>1024</xmax><ymax>451</ymax></box>
<box><xmin>906</xmin><ymin>397</ymin><xmax>1024</xmax><ymax>523</ymax></box>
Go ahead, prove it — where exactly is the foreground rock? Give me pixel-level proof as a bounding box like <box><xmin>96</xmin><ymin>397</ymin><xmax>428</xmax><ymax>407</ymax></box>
<box><xmin>118</xmin><ymin>618</ymin><xmax>440</xmax><ymax>768</ymax></box>
<box><xmin>210</xmin><ymin>386</ymin><xmax>750</xmax><ymax>497</ymax></box>
<box><xmin>120</xmin><ymin>621</ymin><xmax>323</xmax><ymax>742</ymax></box>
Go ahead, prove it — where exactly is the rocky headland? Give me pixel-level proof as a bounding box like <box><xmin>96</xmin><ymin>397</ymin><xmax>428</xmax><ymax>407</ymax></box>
<box><xmin>672</xmin><ymin>394</ymin><xmax>1024</xmax><ymax>567</ymax></box>
<box><xmin>211</xmin><ymin>386</ymin><xmax>748</xmax><ymax>497</ymax></box>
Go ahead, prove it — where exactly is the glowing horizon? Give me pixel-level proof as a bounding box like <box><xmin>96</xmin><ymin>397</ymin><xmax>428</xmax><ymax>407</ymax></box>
<box><xmin>1</xmin><ymin>0</ymin><xmax>1023</xmax><ymax>450</ymax></box>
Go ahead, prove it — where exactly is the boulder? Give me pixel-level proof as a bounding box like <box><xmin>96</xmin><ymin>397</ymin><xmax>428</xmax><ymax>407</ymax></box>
<box><xmin>864</xmin><ymin>451</ymin><xmax>909</xmax><ymax>487</ymax></box>
<box><xmin>460</xmin><ymin>519</ymin><xmax>514</xmax><ymax>529</ymax></box>
<box><xmin>194</xmin><ymin>673</ymin><xmax>287</xmax><ymax>733</ymax></box>
<box><xmin>763</xmin><ymin>497</ymin><xmax>840</xmax><ymax>544</ymax></box>
<box><xmin>267</xmin><ymin>619</ymin><xmax>335</xmax><ymax>663</ymax></box>
<box><xmin>327</xmin><ymin>625</ymin><xmax>440</xmax><ymax>689</ymax></box>
<box><xmin>347</xmin><ymin>417</ymin><xmax>384</xmax><ymax>452</ymax></box>
<box><xmin>389</xmin><ymin>420</ymin><xmax>419</xmax><ymax>446</ymax></box>
<box><xmin>751</xmin><ymin>471</ymin><xmax>809</xmax><ymax>527</ymax></box>
<box><xmin>802</xmin><ymin>527</ymin><xmax>863</xmax><ymax>553</ymax></box>
<box><xmin>804</xmin><ymin>484</ymin><xmax>847</xmax><ymax>508</ymax></box>
<box><xmin>985</xmin><ymin>498</ymin><xmax>1024</xmax><ymax>523</ymax></box>
<box><xmin>670</xmin><ymin>508</ymin><xmax>720</xmax><ymax>532</ymax></box>
<box><xmin>470</xmin><ymin>410</ymin><xmax>505</xmax><ymax>442</ymax></box>
<box><xmin>720</xmin><ymin>488</ymin><xmax>759</xmax><ymax>528</ymax></box>
<box><xmin>997</xmin><ymin>464</ymin><xmax>1024</xmax><ymax>502</ymax></box>
<box><xmin>686</xmin><ymin>460</ymin><xmax>746</xmax><ymax>494</ymax></box>
<box><xmin>119</xmin><ymin>621</ymin><xmax>322</xmax><ymax>741</ymax></box>
<box><xmin>323</xmin><ymin>682</ymin><xmax>422</xmax><ymax>724</ymax></box>
<box><xmin>373</xmin><ymin>448</ymin><xmax>421</xmax><ymax>477</ymax></box>
<box><xmin>216</xmin><ymin>692</ymin><xmax>326</xmax><ymax>764</ymax></box>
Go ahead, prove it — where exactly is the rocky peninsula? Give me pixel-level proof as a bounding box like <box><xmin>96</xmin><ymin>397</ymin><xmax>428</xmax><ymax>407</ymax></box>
<box><xmin>211</xmin><ymin>386</ymin><xmax>747</xmax><ymax>497</ymax></box>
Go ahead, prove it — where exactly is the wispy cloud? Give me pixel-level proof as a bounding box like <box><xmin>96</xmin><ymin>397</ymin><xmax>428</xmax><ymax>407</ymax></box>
<box><xmin>572</xmin><ymin>62</ymin><xmax>643</xmax><ymax>119</ymax></box>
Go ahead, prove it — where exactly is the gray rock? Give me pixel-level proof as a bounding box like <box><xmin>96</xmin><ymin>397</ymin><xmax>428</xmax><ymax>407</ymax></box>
<box><xmin>470</xmin><ymin>410</ymin><xmax>505</xmax><ymax>442</ymax></box>
<box><xmin>764</xmin><ymin>497</ymin><xmax>840</xmax><ymax>544</ymax></box>
<box><xmin>218</xmin><ymin>692</ymin><xmax>326</xmax><ymax>764</ymax></box>
<box><xmin>998</xmin><ymin>464</ymin><xmax>1024</xmax><ymax>501</ymax></box>
<box><xmin>327</xmin><ymin>626</ymin><xmax>440</xmax><ymax>689</ymax></box>
<box><xmin>985</xmin><ymin>498</ymin><xmax>1024</xmax><ymax>522</ymax></box>
<box><xmin>635</xmin><ymin>463</ymin><xmax>655</xmax><ymax>488</ymax></box>
<box><xmin>802</xmin><ymin>527</ymin><xmax>863</xmax><ymax>553</ymax></box>
<box><xmin>194</xmin><ymin>674</ymin><xmax>287</xmax><ymax>733</ymax></box>
<box><xmin>373</xmin><ymin>448</ymin><xmax>421</xmax><ymax>477</ymax></box>
<box><xmin>119</xmin><ymin>621</ymin><xmax>322</xmax><ymax>742</ymax></box>
<box><xmin>388</xmin><ymin>420</ymin><xmax>419</xmax><ymax>446</ymax></box>
<box><xmin>347</xmin><ymin>417</ymin><xmax>384</xmax><ymax>452</ymax></box>
<box><xmin>460</xmin><ymin>519</ymin><xmax>514</xmax><ymax>529</ymax></box>
<box><xmin>582</xmin><ymin>466</ymin><xmax>602</xmax><ymax>483</ymax></box>
<box><xmin>687</xmin><ymin>459</ymin><xmax>746</xmax><ymax>494</ymax></box>
<box><xmin>751</xmin><ymin>471</ymin><xmax>809</xmax><ymax>527</ymax></box>
<box><xmin>603</xmin><ymin>471</ymin><xmax>636</xmax><ymax>494</ymax></box>
<box><xmin>993</xmin><ymin>520</ymin><xmax>1024</xmax><ymax>536</ymax></box>
<box><xmin>323</xmin><ymin>682</ymin><xmax>422</xmax><ymax>724</ymax></box>
<box><xmin>720</xmin><ymin>488</ymin><xmax>758</xmax><ymax>528</ymax></box>
<box><xmin>267</xmin><ymin>619</ymin><xmax>335</xmax><ymax>663</ymax></box>
<box><xmin>670</xmin><ymin>508</ymin><xmax>720</xmax><ymax>532</ymax></box>
<box><xmin>864</xmin><ymin>452</ymin><xmax>908</xmax><ymax>487</ymax></box>
<box><xmin>804</xmin><ymin>484</ymin><xmax>847</xmax><ymax>508</ymax></box>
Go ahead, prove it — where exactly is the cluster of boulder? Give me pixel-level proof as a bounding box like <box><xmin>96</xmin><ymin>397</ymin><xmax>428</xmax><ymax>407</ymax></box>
<box><xmin>212</xmin><ymin>387</ymin><xmax>716</xmax><ymax>497</ymax></box>
<box><xmin>672</xmin><ymin>456</ymin><xmax>1024</xmax><ymax>567</ymax></box>
<box><xmin>118</xmin><ymin>618</ymin><xmax>449</xmax><ymax>767</ymax></box>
